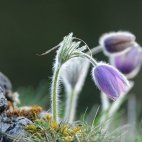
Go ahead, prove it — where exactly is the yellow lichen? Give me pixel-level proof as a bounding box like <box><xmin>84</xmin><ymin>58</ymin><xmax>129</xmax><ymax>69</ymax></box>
<box><xmin>7</xmin><ymin>106</ymin><xmax>42</xmax><ymax>118</ymax></box>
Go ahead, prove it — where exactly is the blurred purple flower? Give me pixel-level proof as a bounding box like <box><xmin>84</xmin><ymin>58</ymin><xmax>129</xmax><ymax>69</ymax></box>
<box><xmin>92</xmin><ymin>63</ymin><xmax>129</xmax><ymax>101</ymax></box>
<box><xmin>99</xmin><ymin>31</ymin><xmax>136</xmax><ymax>55</ymax></box>
<box><xmin>110</xmin><ymin>46</ymin><xmax>142</xmax><ymax>79</ymax></box>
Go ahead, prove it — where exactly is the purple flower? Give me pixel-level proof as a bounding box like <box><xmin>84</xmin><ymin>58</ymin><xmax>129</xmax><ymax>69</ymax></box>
<box><xmin>99</xmin><ymin>31</ymin><xmax>136</xmax><ymax>55</ymax></box>
<box><xmin>92</xmin><ymin>63</ymin><xmax>129</xmax><ymax>101</ymax></box>
<box><xmin>111</xmin><ymin>46</ymin><xmax>142</xmax><ymax>78</ymax></box>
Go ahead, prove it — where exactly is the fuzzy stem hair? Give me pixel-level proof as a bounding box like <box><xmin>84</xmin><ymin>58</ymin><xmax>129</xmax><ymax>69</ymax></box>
<box><xmin>51</xmin><ymin>64</ymin><xmax>61</xmax><ymax>122</ymax></box>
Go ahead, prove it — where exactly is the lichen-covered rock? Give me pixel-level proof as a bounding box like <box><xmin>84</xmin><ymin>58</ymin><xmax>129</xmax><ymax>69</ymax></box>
<box><xmin>0</xmin><ymin>72</ymin><xmax>20</xmax><ymax>109</ymax></box>
<box><xmin>7</xmin><ymin>117</ymin><xmax>32</xmax><ymax>136</ymax></box>
<box><xmin>0</xmin><ymin>72</ymin><xmax>12</xmax><ymax>91</ymax></box>
<box><xmin>0</xmin><ymin>87</ymin><xmax>8</xmax><ymax>113</ymax></box>
<box><xmin>0</xmin><ymin>116</ymin><xmax>32</xmax><ymax>141</ymax></box>
<box><xmin>0</xmin><ymin>132</ymin><xmax>13</xmax><ymax>142</ymax></box>
<box><xmin>0</xmin><ymin>117</ymin><xmax>11</xmax><ymax>132</ymax></box>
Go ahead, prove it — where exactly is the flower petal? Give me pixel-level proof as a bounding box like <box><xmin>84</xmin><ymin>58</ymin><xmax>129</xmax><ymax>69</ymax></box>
<box><xmin>103</xmin><ymin>64</ymin><xmax>129</xmax><ymax>86</ymax></box>
<box><xmin>93</xmin><ymin>66</ymin><xmax>120</xmax><ymax>100</ymax></box>
<box><xmin>92</xmin><ymin>63</ymin><xmax>130</xmax><ymax>101</ymax></box>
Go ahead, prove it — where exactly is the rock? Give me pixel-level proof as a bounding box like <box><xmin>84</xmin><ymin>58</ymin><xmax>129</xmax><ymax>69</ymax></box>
<box><xmin>7</xmin><ymin>117</ymin><xmax>32</xmax><ymax>136</ymax></box>
<box><xmin>0</xmin><ymin>120</ymin><xmax>11</xmax><ymax>132</ymax></box>
<box><xmin>0</xmin><ymin>116</ymin><xmax>15</xmax><ymax>142</ymax></box>
<box><xmin>0</xmin><ymin>116</ymin><xmax>32</xmax><ymax>141</ymax></box>
<box><xmin>0</xmin><ymin>87</ymin><xmax>8</xmax><ymax>113</ymax></box>
<box><xmin>0</xmin><ymin>72</ymin><xmax>13</xmax><ymax>104</ymax></box>
<box><xmin>0</xmin><ymin>116</ymin><xmax>14</xmax><ymax>133</ymax></box>
<box><xmin>0</xmin><ymin>72</ymin><xmax>20</xmax><ymax>109</ymax></box>
<box><xmin>0</xmin><ymin>72</ymin><xmax>12</xmax><ymax>91</ymax></box>
<box><xmin>0</xmin><ymin>132</ymin><xmax>13</xmax><ymax>142</ymax></box>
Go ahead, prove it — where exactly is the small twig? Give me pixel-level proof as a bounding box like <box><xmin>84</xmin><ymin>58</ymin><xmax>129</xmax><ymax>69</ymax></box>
<box><xmin>37</xmin><ymin>44</ymin><xmax>60</xmax><ymax>56</ymax></box>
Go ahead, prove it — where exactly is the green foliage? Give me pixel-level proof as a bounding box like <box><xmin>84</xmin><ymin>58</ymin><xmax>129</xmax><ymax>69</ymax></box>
<box><xmin>17</xmin><ymin>80</ymin><xmax>50</xmax><ymax>109</ymax></box>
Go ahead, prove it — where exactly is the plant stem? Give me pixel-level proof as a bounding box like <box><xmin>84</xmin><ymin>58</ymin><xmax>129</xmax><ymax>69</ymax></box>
<box><xmin>101</xmin><ymin>91</ymin><xmax>110</xmax><ymax>112</ymax></box>
<box><xmin>99</xmin><ymin>92</ymin><xmax>110</xmax><ymax>123</ymax></box>
<box><xmin>81</xmin><ymin>52</ymin><xmax>97</xmax><ymax>66</ymax></box>
<box><xmin>87</xmin><ymin>45</ymin><xmax>103</xmax><ymax>55</ymax></box>
<box><xmin>81</xmin><ymin>45</ymin><xmax>103</xmax><ymax>66</ymax></box>
<box><xmin>52</xmin><ymin>66</ymin><xmax>61</xmax><ymax>122</ymax></box>
<box><xmin>68</xmin><ymin>89</ymin><xmax>75</xmax><ymax>122</ymax></box>
<box><xmin>65</xmin><ymin>89</ymin><xmax>77</xmax><ymax>123</ymax></box>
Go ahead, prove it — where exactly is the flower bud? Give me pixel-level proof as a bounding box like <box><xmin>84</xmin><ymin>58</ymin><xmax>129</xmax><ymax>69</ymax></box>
<box><xmin>92</xmin><ymin>63</ymin><xmax>129</xmax><ymax>101</ymax></box>
<box><xmin>99</xmin><ymin>31</ymin><xmax>136</xmax><ymax>55</ymax></box>
<box><xmin>110</xmin><ymin>46</ymin><xmax>142</xmax><ymax>79</ymax></box>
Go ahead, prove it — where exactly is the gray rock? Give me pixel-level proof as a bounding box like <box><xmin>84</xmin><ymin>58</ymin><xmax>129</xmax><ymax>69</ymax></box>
<box><xmin>0</xmin><ymin>116</ymin><xmax>14</xmax><ymax>133</ymax></box>
<box><xmin>0</xmin><ymin>72</ymin><xmax>12</xmax><ymax>91</ymax></box>
<box><xmin>7</xmin><ymin>117</ymin><xmax>32</xmax><ymax>136</ymax></box>
<box><xmin>0</xmin><ymin>72</ymin><xmax>13</xmax><ymax>104</ymax></box>
<box><xmin>0</xmin><ymin>122</ymin><xmax>11</xmax><ymax>133</ymax></box>
<box><xmin>0</xmin><ymin>132</ymin><xmax>13</xmax><ymax>142</ymax></box>
<box><xmin>0</xmin><ymin>116</ymin><xmax>32</xmax><ymax>141</ymax></box>
<box><xmin>0</xmin><ymin>87</ymin><xmax>8</xmax><ymax>113</ymax></box>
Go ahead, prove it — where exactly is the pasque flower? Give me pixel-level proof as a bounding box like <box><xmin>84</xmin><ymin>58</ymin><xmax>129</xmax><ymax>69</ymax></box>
<box><xmin>99</xmin><ymin>31</ymin><xmax>136</xmax><ymax>55</ymax></box>
<box><xmin>110</xmin><ymin>46</ymin><xmax>142</xmax><ymax>79</ymax></box>
<box><xmin>92</xmin><ymin>63</ymin><xmax>129</xmax><ymax>101</ymax></box>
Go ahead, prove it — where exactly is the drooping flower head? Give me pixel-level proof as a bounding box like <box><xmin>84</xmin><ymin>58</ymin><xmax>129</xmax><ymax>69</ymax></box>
<box><xmin>99</xmin><ymin>31</ymin><xmax>136</xmax><ymax>56</ymax></box>
<box><xmin>110</xmin><ymin>45</ymin><xmax>142</xmax><ymax>79</ymax></box>
<box><xmin>92</xmin><ymin>62</ymin><xmax>129</xmax><ymax>101</ymax></box>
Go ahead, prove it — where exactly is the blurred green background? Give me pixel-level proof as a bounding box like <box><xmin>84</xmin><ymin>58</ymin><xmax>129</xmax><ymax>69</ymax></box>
<box><xmin>0</xmin><ymin>1</ymin><xmax>142</xmax><ymax>114</ymax></box>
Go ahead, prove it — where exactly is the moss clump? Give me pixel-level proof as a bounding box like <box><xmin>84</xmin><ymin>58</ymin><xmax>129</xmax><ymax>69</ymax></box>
<box><xmin>25</xmin><ymin>115</ymin><xmax>83</xmax><ymax>142</ymax></box>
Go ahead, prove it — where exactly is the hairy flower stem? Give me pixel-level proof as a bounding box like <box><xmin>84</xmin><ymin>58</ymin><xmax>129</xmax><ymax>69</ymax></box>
<box><xmin>52</xmin><ymin>66</ymin><xmax>61</xmax><ymax>122</ymax></box>
<box><xmin>65</xmin><ymin>89</ymin><xmax>74</xmax><ymax>122</ymax></box>
<box><xmin>101</xmin><ymin>92</ymin><xmax>110</xmax><ymax>112</ymax></box>
<box><xmin>68</xmin><ymin>90</ymin><xmax>75</xmax><ymax>122</ymax></box>
<box><xmin>81</xmin><ymin>52</ymin><xmax>97</xmax><ymax>66</ymax></box>
<box><xmin>87</xmin><ymin>45</ymin><xmax>102</xmax><ymax>55</ymax></box>
<box><xmin>65</xmin><ymin>89</ymin><xmax>78</xmax><ymax>123</ymax></box>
